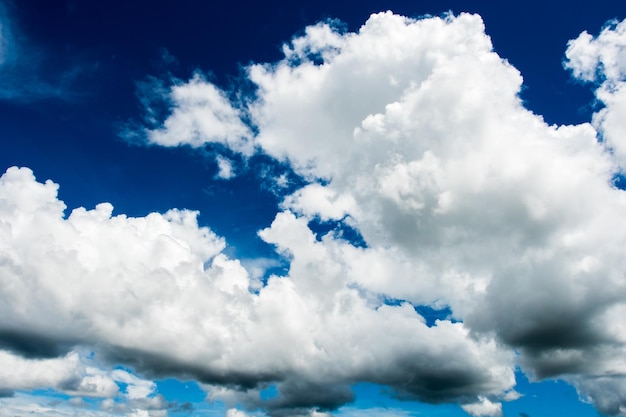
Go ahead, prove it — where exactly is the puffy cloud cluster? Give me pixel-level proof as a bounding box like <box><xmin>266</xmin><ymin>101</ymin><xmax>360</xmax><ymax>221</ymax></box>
<box><xmin>142</xmin><ymin>73</ymin><xmax>253</xmax><ymax>154</ymax></box>
<box><xmin>0</xmin><ymin>350</ymin><xmax>95</xmax><ymax>396</ymax></box>
<box><xmin>461</xmin><ymin>397</ymin><xmax>502</xmax><ymax>417</ymax></box>
<box><xmin>564</xmin><ymin>19</ymin><xmax>626</xmax><ymax>84</ymax></box>
<box><xmin>5</xmin><ymin>10</ymin><xmax>626</xmax><ymax>417</ymax></box>
<box><xmin>0</xmin><ymin>348</ymin><xmax>170</xmax><ymax>416</ymax></box>
<box><xmin>132</xmin><ymin>11</ymin><xmax>626</xmax><ymax>416</ymax></box>
<box><xmin>566</xmin><ymin>19</ymin><xmax>626</xmax><ymax>169</ymax></box>
<box><xmin>251</xmin><ymin>13</ymin><xmax>626</xmax><ymax>415</ymax></box>
<box><xmin>0</xmin><ymin>166</ymin><xmax>515</xmax><ymax>416</ymax></box>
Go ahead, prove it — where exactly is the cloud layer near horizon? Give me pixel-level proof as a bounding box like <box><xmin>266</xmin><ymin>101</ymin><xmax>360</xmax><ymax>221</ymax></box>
<box><xmin>0</xmin><ymin>165</ymin><xmax>515</xmax><ymax>417</ymax></box>
<box><xmin>3</xmin><ymin>10</ymin><xmax>626</xmax><ymax>417</ymax></box>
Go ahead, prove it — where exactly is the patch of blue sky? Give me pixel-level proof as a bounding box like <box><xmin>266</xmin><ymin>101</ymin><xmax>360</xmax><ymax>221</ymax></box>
<box><xmin>345</xmin><ymin>372</ymin><xmax>602</xmax><ymax>417</ymax></box>
<box><xmin>345</xmin><ymin>383</ymin><xmax>465</xmax><ymax>417</ymax></box>
<box><xmin>379</xmin><ymin>296</ymin><xmax>455</xmax><ymax>327</ymax></box>
<box><xmin>307</xmin><ymin>216</ymin><xmax>368</xmax><ymax>248</ymax></box>
<box><xmin>612</xmin><ymin>173</ymin><xmax>626</xmax><ymax>190</ymax></box>
<box><xmin>502</xmin><ymin>371</ymin><xmax>601</xmax><ymax>417</ymax></box>
<box><xmin>19</xmin><ymin>388</ymin><xmax>73</xmax><ymax>401</ymax></box>
<box><xmin>259</xmin><ymin>384</ymin><xmax>279</xmax><ymax>401</ymax></box>
<box><xmin>155</xmin><ymin>378</ymin><xmax>207</xmax><ymax>404</ymax></box>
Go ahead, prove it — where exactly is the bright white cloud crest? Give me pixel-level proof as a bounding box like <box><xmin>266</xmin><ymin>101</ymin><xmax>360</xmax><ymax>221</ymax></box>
<box><xmin>566</xmin><ymin>19</ymin><xmax>626</xmax><ymax>170</ymax></box>
<box><xmin>3</xmin><ymin>10</ymin><xmax>626</xmax><ymax>417</ymax></box>
<box><xmin>144</xmin><ymin>73</ymin><xmax>253</xmax><ymax>154</ymax></box>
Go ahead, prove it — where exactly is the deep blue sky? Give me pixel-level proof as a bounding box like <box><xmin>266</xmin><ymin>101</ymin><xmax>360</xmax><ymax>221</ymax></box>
<box><xmin>1</xmin><ymin>1</ymin><xmax>626</xmax><ymax>416</ymax></box>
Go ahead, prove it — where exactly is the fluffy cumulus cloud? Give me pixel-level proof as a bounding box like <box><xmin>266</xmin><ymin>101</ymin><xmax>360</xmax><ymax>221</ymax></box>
<box><xmin>0</xmin><ymin>348</ymin><xmax>170</xmax><ymax>416</ymax></box>
<box><xmin>0</xmin><ymin>350</ymin><xmax>98</xmax><ymax>396</ymax></box>
<box><xmin>561</xmin><ymin>24</ymin><xmax>626</xmax><ymax>412</ymax></box>
<box><xmin>216</xmin><ymin>155</ymin><xmax>236</xmax><ymax>179</ymax></box>
<box><xmin>5</xmin><ymin>10</ymin><xmax>626</xmax><ymax>417</ymax></box>
<box><xmin>461</xmin><ymin>397</ymin><xmax>502</xmax><ymax>417</ymax></box>
<box><xmin>128</xmin><ymin>11</ymin><xmax>626</xmax><ymax>415</ymax></box>
<box><xmin>0</xmin><ymin>166</ymin><xmax>514</xmax><ymax>416</ymax></box>
<box><xmin>565</xmin><ymin>18</ymin><xmax>626</xmax><ymax>169</ymax></box>
<box><xmin>137</xmin><ymin>72</ymin><xmax>253</xmax><ymax>154</ymax></box>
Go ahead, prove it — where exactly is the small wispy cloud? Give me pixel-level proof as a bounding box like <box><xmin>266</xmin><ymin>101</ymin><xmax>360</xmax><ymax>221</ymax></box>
<box><xmin>216</xmin><ymin>155</ymin><xmax>235</xmax><ymax>179</ymax></box>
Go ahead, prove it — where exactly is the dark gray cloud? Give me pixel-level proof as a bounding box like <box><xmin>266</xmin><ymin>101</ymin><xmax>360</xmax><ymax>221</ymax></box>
<box><xmin>262</xmin><ymin>381</ymin><xmax>355</xmax><ymax>416</ymax></box>
<box><xmin>0</xmin><ymin>389</ymin><xmax>14</xmax><ymax>398</ymax></box>
<box><xmin>102</xmin><ymin>346</ymin><xmax>283</xmax><ymax>390</ymax></box>
<box><xmin>0</xmin><ymin>329</ymin><xmax>75</xmax><ymax>359</ymax></box>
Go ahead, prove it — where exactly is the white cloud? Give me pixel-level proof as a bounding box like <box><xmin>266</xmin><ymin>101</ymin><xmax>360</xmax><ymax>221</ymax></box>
<box><xmin>565</xmin><ymin>18</ymin><xmax>626</xmax><ymax>170</ymax></box>
<box><xmin>226</xmin><ymin>409</ymin><xmax>254</xmax><ymax>417</ymax></box>
<box><xmin>131</xmin><ymin>11</ymin><xmax>626</xmax><ymax>416</ymax></box>
<box><xmin>142</xmin><ymin>72</ymin><xmax>253</xmax><ymax>154</ymax></box>
<box><xmin>110</xmin><ymin>369</ymin><xmax>156</xmax><ymax>400</ymax></box>
<box><xmin>216</xmin><ymin>155</ymin><xmax>235</xmax><ymax>179</ymax></box>
<box><xmin>0</xmin><ymin>351</ymin><xmax>168</xmax><ymax>416</ymax></box>
<box><xmin>0</xmin><ymin>350</ymin><xmax>89</xmax><ymax>394</ymax></box>
<box><xmin>461</xmin><ymin>397</ymin><xmax>502</xmax><ymax>417</ymax></box>
<box><xmin>282</xmin><ymin>183</ymin><xmax>357</xmax><ymax>221</ymax></box>
<box><xmin>0</xmin><ymin>348</ymin><xmax>158</xmax><ymax>401</ymax></box>
<box><xmin>248</xmin><ymin>12</ymin><xmax>503</xmax><ymax>179</ymax></box>
<box><xmin>0</xmin><ymin>166</ymin><xmax>515</xmax><ymax>416</ymax></box>
<box><xmin>565</xmin><ymin>19</ymin><xmax>626</xmax><ymax>84</ymax></box>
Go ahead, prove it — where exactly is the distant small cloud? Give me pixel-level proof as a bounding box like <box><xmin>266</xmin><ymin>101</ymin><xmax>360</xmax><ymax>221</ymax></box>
<box><xmin>0</xmin><ymin>2</ymin><xmax>15</xmax><ymax>67</ymax></box>
<box><xmin>462</xmin><ymin>397</ymin><xmax>502</xmax><ymax>417</ymax></box>
<box><xmin>125</xmin><ymin>71</ymin><xmax>253</xmax><ymax>154</ymax></box>
<box><xmin>172</xmin><ymin>401</ymin><xmax>194</xmax><ymax>412</ymax></box>
<box><xmin>216</xmin><ymin>155</ymin><xmax>235</xmax><ymax>179</ymax></box>
<box><xmin>0</xmin><ymin>21</ymin><xmax>9</xmax><ymax>65</ymax></box>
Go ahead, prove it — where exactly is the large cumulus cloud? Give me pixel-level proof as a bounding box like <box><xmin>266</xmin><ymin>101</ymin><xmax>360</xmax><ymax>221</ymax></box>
<box><xmin>132</xmin><ymin>11</ymin><xmax>626</xmax><ymax>416</ymax></box>
<box><xmin>0</xmin><ymin>165</ymin><xmax>514</xmax><ymax>416</ymax></box>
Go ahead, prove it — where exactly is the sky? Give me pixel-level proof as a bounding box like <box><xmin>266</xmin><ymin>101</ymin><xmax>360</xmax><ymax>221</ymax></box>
<box><xmin>1</xmin><ymin>0</ymin><xmax>626</xmax><ymax>416</ymax></box>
